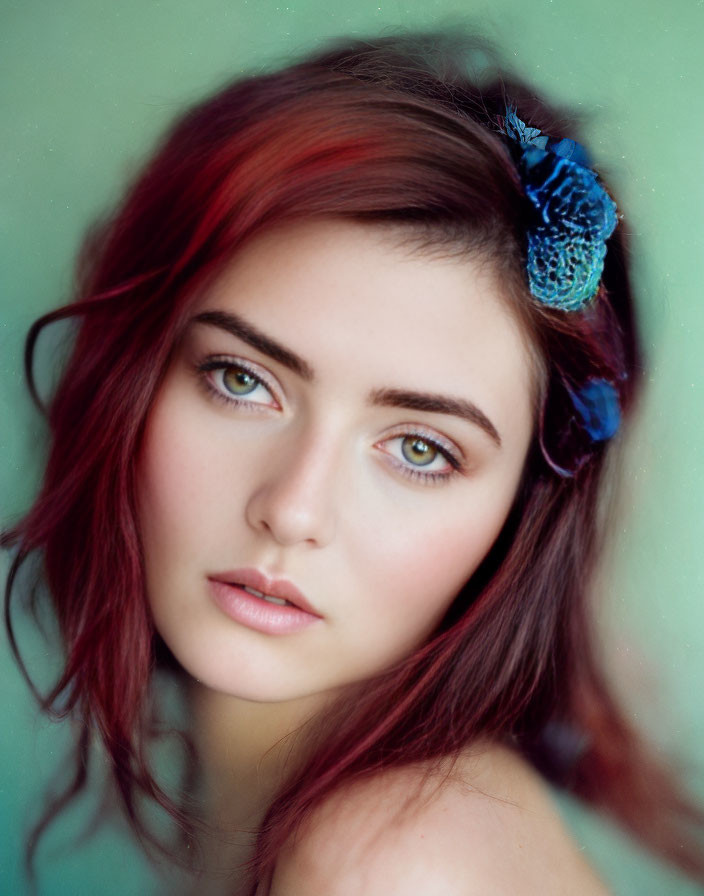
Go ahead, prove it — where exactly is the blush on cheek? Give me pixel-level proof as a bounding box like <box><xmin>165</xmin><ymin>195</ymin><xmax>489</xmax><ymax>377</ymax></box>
<box><xmin>388</xmin><ymin>520</ymin><xmax>498</xmax><ymax>601</ymax></box>
<box><xmin>140</xmin><ymin>403</ymin><xmax>208</xmax><ymax>513</ymax></box>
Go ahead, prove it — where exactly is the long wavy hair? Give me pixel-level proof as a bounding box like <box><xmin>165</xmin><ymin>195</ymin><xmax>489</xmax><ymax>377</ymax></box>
<box><xmin>4</xmin><ymin>28</ymin><xmax>703</xmax><ymax>890</ymax></box>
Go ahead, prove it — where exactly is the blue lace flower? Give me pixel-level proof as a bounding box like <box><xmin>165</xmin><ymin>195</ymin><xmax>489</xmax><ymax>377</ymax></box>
<box><xmin>502</xmin><ymin>109</ymin><xmax>618</xmax><ymax>312</ymax></box>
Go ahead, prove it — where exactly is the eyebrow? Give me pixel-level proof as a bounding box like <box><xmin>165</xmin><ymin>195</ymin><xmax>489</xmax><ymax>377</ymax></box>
<box><xmin>192</xmin><ymin>310</ymin><xmax>314</xmax><ymax>381</ymax></box>
<box><xmin>191</xmin><ymin>309</ymin><xmax>501</xmax><ymax>446</ymax></box>
<box><xmin>369</xmin><ymin>388</ymin><xmax>502</xmax><ymax>447</ymax></box>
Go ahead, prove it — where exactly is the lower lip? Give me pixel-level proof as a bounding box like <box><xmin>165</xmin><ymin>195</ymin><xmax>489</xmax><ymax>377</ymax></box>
<box><xmin>208</xmin><ymin>579</ymin><xmax>322</xmax><ymax>635</ymax></box>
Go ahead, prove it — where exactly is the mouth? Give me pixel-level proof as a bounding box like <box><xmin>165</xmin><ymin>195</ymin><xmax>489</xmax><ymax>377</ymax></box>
<box><xmin>236</xmin><ymin>585</ymin><xmax>292</xmax><ymax>607</ymax></box>
<box><xmin>207</xmin><ymin>568</ymin><xmax>322</xmax><ymax>635</ymax></box>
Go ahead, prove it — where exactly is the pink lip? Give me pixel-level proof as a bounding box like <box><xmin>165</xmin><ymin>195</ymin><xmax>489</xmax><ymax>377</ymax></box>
<box><xmin>208</xmin><ymin>568</ymin><xmax>322</xmax><ymax>635</ymax></box>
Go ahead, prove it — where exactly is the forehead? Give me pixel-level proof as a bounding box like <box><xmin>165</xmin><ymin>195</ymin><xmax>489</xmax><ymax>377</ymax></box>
<box><xmin>193</xmin><ymin>218</ymin><xmax>536</xmax><ymax>438</ymax></box>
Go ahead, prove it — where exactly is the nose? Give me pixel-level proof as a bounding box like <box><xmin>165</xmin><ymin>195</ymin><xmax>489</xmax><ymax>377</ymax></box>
<box><xmin>244</xmin><ymin>424</ymin><xmax>339</xmax><ymax>549</ymax></box>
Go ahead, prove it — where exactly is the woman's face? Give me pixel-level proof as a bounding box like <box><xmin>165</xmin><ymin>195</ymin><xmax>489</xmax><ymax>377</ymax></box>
<box><xmin>137</xmin><ymin>219</ymin><xmax>535</xmax><ymax>703</ymax></box>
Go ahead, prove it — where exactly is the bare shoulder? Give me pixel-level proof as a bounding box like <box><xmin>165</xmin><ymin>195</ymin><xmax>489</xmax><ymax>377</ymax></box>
<box><xmin>269</xmin><ymin>743</ymin><xmax>611</xmax><ymax>896</ymax></box>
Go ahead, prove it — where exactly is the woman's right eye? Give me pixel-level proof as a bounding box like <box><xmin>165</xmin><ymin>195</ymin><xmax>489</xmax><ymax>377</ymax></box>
<box><xmin>196</xmin><ymin>358</ymin><xmax>280</xmax><ymax>409</ymax></box>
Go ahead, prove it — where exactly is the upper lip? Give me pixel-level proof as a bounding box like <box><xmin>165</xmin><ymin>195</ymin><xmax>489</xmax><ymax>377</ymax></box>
<box><xmin>208</xmin><ymin>568</ymin><xmax>322</xmax><ymax>617</ymax></box>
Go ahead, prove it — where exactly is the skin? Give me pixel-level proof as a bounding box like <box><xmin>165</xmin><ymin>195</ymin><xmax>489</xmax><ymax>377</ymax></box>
<box><xmin>137</xmin><ymin>217</ymin><xmax>601</xmax><ymax>892</ymax></box>
<box><xmin>269</xmin><ymin>746</ymin><xmax>611</xmax><ymax>895</ymax></box>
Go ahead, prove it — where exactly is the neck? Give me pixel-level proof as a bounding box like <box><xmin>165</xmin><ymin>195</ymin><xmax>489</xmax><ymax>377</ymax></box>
<box><xmin>188</xmin><ymin>682</ymin><xmax>330</xmax><ymax>831</ymax></box>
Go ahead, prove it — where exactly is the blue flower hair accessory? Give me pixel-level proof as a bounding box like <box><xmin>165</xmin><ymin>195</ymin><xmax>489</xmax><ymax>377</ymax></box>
<box><xmin>501</xmin><ymin>108</ymin><xmax>618</xmax><ymax>312</ymax></box>
<box><xmin>539</xmin><ymin>374</ymin><xmax>624</xmax><ymax>478</ymax></box>
<box><xmin>567</xmin><ymin>377</ymin><xmax>621</xmax><ymax>442</ymax></box>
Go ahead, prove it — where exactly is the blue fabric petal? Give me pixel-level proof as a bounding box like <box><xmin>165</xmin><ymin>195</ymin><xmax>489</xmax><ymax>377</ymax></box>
<box><xmin>544</xmin><ymin>137</ymin><xmax>592</xmax><ymax>168</ymax></box>
<box><xmin>504</xmin><ymin>110</ymin><xmax>591</xmax><ymax>167</ymax></box>
<box><xmin>568</xmin><ymin>378</ymin><xmax>621</xmax><ymax>441</ymax></box>
<box><xmin>503</xmin><ymin>108</ymin><xmax>548</xmax><ymax>149</ymax></box>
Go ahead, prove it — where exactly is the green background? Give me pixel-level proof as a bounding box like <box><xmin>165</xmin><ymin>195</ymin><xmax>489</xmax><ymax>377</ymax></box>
<box><xmin>1</xmin><ymin>0</ymin><xmax>703</xmax><ymax>893</ymax></box>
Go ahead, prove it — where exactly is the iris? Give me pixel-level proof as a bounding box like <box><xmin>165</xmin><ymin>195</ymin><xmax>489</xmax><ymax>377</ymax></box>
<box><xmin>224</xmin><ymin>366</ymin><xmax>259</xmax><ymax>395</ymax></box>
<box><xmin>401</xmin><ymin>437</ymin><xmax>437</xmax><ymax>466</ymax></box>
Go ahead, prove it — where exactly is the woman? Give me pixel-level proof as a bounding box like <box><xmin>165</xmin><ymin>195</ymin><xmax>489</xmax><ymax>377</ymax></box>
<box><xmin>4</xmin><ymin>29</ymin><xmax>703</xmax><ymax>895</ymax></box>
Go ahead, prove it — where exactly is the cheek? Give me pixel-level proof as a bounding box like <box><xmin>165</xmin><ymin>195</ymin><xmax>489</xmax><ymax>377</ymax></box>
<box><xmin>333</xmin><ymin>521</ymin><xmax>489</xmax><ymax>678</ymax></box>
<box><xmin>137</xmin><ymin>395</ymin><xmax>216</xmax><ymax>565</ymax></box>
<box><xmin>375</xmin><ymin>527</ymin><xmax>483</xmax><ymax>601</ymax></box>
<box><xmin>353</xmin><ymin>497</ymin><xmax>508</xmax><ymax>643</ymax></box>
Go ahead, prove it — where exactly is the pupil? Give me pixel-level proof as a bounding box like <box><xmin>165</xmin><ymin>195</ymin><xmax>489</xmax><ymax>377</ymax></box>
<box><xmin>224</xmin><ymin>367</ymin><xmax>257</xmax><ymax>394</ymax></box>
<box><xmin>402</xmin><ymin>437</ymin><xmax>436</xmax><ymax>467</ymax></box>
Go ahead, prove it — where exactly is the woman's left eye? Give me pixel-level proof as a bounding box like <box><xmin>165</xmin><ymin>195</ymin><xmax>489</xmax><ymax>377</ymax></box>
<box><xmin>197</xmin><ymin>358</ymin><xmax>279</xmax><ymax>408</ymax></box>
<box><xmin>378</xmin><ymin>432</ymin><xmax>461</xmax><ymax>482</ymax></box>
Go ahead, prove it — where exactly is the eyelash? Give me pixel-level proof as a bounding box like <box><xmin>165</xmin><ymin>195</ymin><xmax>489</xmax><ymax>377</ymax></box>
<box><xmin>194</xmin><ymin>355</ymin><xmax>463</xmax><ymax>485</ymax></box>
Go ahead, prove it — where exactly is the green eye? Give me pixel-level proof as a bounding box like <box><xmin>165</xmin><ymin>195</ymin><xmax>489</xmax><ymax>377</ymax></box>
<box><xmin>223</xmin><ymin>367</ymin><xmax>259</xmax><ymax>395</ymax></box>
<box><xmin>401</xmin><ymin>436</ymin><xmax>438</xmax><ymax>467</ymax></box>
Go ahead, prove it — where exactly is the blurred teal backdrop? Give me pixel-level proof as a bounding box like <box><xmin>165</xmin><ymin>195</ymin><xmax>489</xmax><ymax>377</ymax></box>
<box><xmin>1</xmin><ymin>1</ymin><xmax>703</xmax><ymax>893</ymax></box>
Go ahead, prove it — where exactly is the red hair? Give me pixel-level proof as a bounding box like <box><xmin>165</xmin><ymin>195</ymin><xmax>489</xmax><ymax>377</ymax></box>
<box><xmin>4</xmin><ymin>29</ymin><xmax>703</xmax><ymax>889</ymax></box>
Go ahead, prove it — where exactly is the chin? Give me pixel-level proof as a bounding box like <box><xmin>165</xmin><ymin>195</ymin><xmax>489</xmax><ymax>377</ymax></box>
<box><xmin>163</xmin><ymin>647</ymin><xmax>330</xmax><ymax>705</ymax></box>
